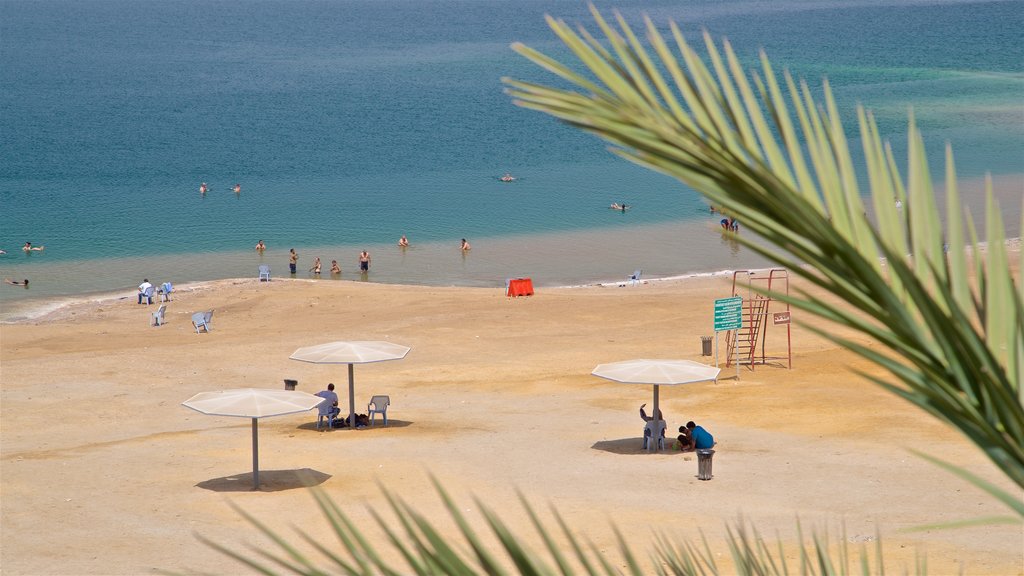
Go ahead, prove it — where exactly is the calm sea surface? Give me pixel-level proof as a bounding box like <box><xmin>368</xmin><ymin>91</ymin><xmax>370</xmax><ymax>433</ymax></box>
<box><xmin>1</xmin><ymin>0</ymin><xmax>1022</xmax><ymax>316</ymax></box>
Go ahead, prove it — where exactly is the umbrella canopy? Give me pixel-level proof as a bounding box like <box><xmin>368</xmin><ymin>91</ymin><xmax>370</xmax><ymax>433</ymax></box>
<box><xmin>289</xmin><ymin>341</ymin><xmax>410</xmax><ymax>429</ymax></box>
<box><xmin>591</xmin><ymin>359</ymin><xmax>721</xmax><ymax>385</ymax></box>
<box><xmin>182</xmin><ymin>388</ymin><xmax>324</xmax><ymax>490</ymax></box>
<box><xmin>592</xmin><ymin>359</ymin><xmax>720</xmax><ymax>452</ymax></box>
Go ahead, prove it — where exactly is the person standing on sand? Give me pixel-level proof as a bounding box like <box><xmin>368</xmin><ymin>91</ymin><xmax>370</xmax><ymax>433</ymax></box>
<box><xmin>289</xmin><ymin>249</ymin><xmax>298</xmax><ymax>274</ymax></box>
<box><xmin>359</xmin><ymin>250</ymin><xmax>371</xmax><ymax>272</ymax></box>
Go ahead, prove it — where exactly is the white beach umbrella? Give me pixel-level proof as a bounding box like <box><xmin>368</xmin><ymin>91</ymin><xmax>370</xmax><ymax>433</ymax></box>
<box><xmin>592</xmin><ymin>359</ymin><xmax>720</xmax><ymax>452</ymax></box>
<box><xmin>289</xmin><ymin>341</ymin><xmax>410</xmax><ymax>429</ymax></box>
<box><xmin>182</xmin><ymin>388</ymin><xmax>324</xmax><ymax>490</ymax></box>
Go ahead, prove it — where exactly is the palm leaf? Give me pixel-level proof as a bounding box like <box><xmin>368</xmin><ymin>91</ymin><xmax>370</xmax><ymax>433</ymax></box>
<box><xmin>504</xmin><ymin>5</ymin><xmax>1024</xmax><ymax>503</ymax></box>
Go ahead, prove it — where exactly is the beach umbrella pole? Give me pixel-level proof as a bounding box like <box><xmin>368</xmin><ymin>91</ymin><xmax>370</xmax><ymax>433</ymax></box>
<box><xmin>651</xmin><ymin>385</ymin><xmax>660</xmax><ymax>452</ymax></box>
<box><xmin>348</xmin><ymin>363</ymin><xmax>356</xmax><ymax>429</ymax></box>
<box><xmin>251</xmin><ymin>418</ymin><xmax>260</xmax><ymax>490</ymax></box>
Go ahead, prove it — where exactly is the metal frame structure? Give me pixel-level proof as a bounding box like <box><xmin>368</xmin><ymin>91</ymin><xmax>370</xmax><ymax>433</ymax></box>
<box><xmin>725</xmin><ymin>268</ymin><xmax>792</xmax><ymax>370</ymax></box>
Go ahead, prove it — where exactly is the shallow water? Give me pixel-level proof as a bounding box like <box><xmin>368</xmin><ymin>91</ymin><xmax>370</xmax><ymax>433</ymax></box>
<box><xmin>1</xmin><ymin>0</ymin><xmax>1021</xmax><ymax>315</ymax></box>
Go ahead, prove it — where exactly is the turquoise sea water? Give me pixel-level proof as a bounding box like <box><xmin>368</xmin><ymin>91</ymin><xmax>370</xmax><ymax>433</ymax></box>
<box><xmin>1</xmin><ymin>0</ymin><xmax>1022</xmax><ymax>315</ymax></box>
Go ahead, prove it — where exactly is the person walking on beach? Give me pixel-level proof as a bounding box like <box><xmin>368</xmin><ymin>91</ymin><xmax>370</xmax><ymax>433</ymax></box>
<box><xmin>310</xmin><ymin>257</ymin><xmax>322</xmax><ymax>275</ymax></box>
<box><xmin>255</xmin><ymin>240</ymin><xmax>266</xmax><ymax>253</ymax></box>
<box><xmin>289</xmin><ymin>249</ymin><xmax>298</xmax><ymax>274</ymax></box>
<box><xmin>460</xmin><ymin>238</ymin><xmax>471</xmax><ymax>251</ymax></box>
<box><xmin>358</xmin><ymin>250</ymin><xmax>370</xmax><ymax>272</ymax></box>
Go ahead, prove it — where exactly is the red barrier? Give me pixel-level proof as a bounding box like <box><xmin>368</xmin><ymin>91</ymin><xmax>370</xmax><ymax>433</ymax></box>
<box><xmin>506</xmin><ymin>277</ymin><xmax>534</xmax><ymax>297</ymax></box>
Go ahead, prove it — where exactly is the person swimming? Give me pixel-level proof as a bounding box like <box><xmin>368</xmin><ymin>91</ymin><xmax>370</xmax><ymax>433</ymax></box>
<box><xmin>4</xmin><ymin>278</ymin><xmax>29</xmax><ymax>287</ymax></box>
<box><xmin>233</xmin><ymin>183</ymin><xmax>241</xmax><ymax>194</ymax></box>
<box><xmin>200</xmin><ymin>182</ymin><xmax>208</xmax><ymax>194</ymax></box>
<box><xmin>22</xmin><ymin>242</ymin><xmax>44</xmax><ymax>251</ymax></box>
<box><xmin>610</xmin><ymin>202</ymin><xmax>629</xmax><ymax>212</ymax></box>
<box><xmin>398</xmin><ymin>235</ymin><xmax>409</xmax><ymax>247</ymax></box>
<box><xmin>500</xmin><ymin>172</ymin><xmax>516</xmax><ymax>182</ymax></box>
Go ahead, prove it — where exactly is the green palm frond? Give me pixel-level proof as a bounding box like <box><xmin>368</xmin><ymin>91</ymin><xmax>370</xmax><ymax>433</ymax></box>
<box><xmin>195</xmin><ymin>483</ymin><xmax>896</xmax><ymax>576</ymax></box>
<box><xmin>503</xmin><ymin>5</ymin><xmax>1023</xmax><ymax>500</ymax></box>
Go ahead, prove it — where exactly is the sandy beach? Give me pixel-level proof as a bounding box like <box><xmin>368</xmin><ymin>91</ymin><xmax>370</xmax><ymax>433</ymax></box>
<box><xmin>1</xmin><ymin>265</ymin><xmax>1021</xmax><ymax>574</ymax></box>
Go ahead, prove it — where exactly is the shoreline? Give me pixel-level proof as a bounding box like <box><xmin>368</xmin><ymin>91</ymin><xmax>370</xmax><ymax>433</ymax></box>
<box><xmin>4</xmin><ymin>237</ymin><xmax>1019</xmax><ymax>325</ymax></box>
<box><xmin>2</xmin><ymin>172</ymin><xmax>1020</xmax><ymax>317</ymax></box>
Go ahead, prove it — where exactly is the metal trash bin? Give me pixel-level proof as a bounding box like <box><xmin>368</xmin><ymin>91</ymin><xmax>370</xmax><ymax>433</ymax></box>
<box><xmin>701</xmin><ymin>336</ymin><xmax>713</xmax><ymax>356</ymax></box>
<box><xmin>696</xmin><ymin>448</ymin><xmax>715</xmax><ymax>480</ymax></box>
<box><xmin>283</xmin><ymin>379</ymin><xmax>298</xmax><ymax>391</ymax></box>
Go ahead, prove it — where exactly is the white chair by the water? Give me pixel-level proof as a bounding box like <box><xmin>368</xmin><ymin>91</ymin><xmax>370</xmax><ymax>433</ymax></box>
<box><xmin>139</xmin><ymin>285</ymin><xmax>155</xmax><ymax>305</ymax></box>
<box><xmin>627</xmin><ymin>269</ymin><xmax>643</xmax><ymax>287</ymax></box>
<box><xmin>159</xmin><ymin>282</ymin><xmax>173</xmax><ymax>302</ymax></box>
<box><xmin>192</xmin><ymin>310</ymin><xmax>213</xmax><ymax>334</ymax></box>
<box><xmin>152</xmin><ymin>304</ymin><xmax>166</xmax><ymax>326</ymax></box>
<box><xmin>258</xmin><ymin>265</ymin><xmax>271</xmax><ymax>282</ymax></box>
<box><xmin>368</xmin><ymin>395</ymin><xmax>390</xmax><ymax>426</ymax></box>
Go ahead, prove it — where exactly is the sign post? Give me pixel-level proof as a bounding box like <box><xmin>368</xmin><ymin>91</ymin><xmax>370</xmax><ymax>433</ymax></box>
<box><xmin>713</xmin><ymin>296</ymin><xmax>743</xmax><ymax>379</ymax></box>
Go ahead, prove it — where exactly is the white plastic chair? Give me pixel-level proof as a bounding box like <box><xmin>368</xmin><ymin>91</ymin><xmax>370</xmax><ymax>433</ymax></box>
<box><xmin>191</xmin><ymin>310</ymin><xmax>213</xmax><ymax>334</ymax></box>
<box><xmin>159</xmin><ymin>282</ymin><xmax>173</xmax><ymax>302</ymax></box>
<box><xmin>627</xmin><ymin>269</ymin><xmax>643</xmax><ymax>287</ymax></box>
<box><xmin>642</xmin><ymin>420</ymin><xmax>666</xmax><ymax>450</ymax></box>
<box><xmin>139</xmin><ymin>285</ymin><xmax>155</xmax><ymax>305</ymax></box>
<box><xmin>258</xmin><ymin>265</ymin><xmax>271</xmax><ymax>282</ymax></box>
<box><xmin>367</xmin><ymin>395</ymin><xmax>390</xmax><ymax>426</ymax></box>
<box><xmin>152</xmin><ymin>304</ymin><xmax>166</xmax><ymax>326</ymax></box>
<box><xmin>316</xmin><ymin>399</ymin><xmax>338</xmax><ymax>430</ymax></box>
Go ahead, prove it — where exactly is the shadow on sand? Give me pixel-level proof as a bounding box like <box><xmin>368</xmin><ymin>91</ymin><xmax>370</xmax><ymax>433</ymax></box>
<box><xmin>294</xmin><ymin>419</ymin><xmax>413</xmax><ymax>432</ymax></box>
<box><xmin>196</xmin><ymin>468</ymin><xmax>331</xmax><ymax>492</ymax></box>
<box><xmin>591</xmin><ymin>438</ymin><xmax>689</xmax><ymax>455</ymax></box>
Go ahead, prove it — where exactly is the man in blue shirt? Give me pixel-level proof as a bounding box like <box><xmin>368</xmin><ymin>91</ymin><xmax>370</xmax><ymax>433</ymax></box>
<box><xmin>686</xmin><ymin>420</ymin><xmax>714</xmax><ymax>449</ymax></box>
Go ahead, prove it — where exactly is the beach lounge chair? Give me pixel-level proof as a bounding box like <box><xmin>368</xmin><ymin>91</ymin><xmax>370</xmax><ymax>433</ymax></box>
<box><xmin>316</xmin><ymin>400</ymin><xmax>338</xmax><ymax>430</ymax></box>
<box><xmin>159</xmin><ymin>282</ymin><xmax>173</xmax><ymax>302</ymax></box>
<box><xmin>627</xmin><ymin>269</ymin><xmax>643</xmax><ymax>287</ymax></box>
<box><xmin>151</xmin><ymin>304</ymin><xmax>166</xmax><ymax>326</ymax></box>
<box><xmin>368</xmin><ymin>395</ymin><xmax>390</xmax><ymax>426</ymax></box>
<box><xmin>258</xmin><ymin>265</ymin><xmax>271</xmax><ymax>282</ymax></box>
<box><xmin>191</xmin><ymin>310</ymin><xmax>213</xmax><ymax>334</ymax></box>
<box><xmin>642</xmin><ymin>420</ymin><xmax>666</xmax><ymax>450</ymax></box>
<box><xmin>139</xmin><ymin>285</ymin><xmax>155</xmax><ymax>305</ymax></box>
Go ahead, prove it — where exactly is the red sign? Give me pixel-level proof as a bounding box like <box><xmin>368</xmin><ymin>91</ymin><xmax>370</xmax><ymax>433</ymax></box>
<box><xmin>773</xmin><ymin>311</ymin><xmax>791</xmax><ymax>325</ymax></box>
